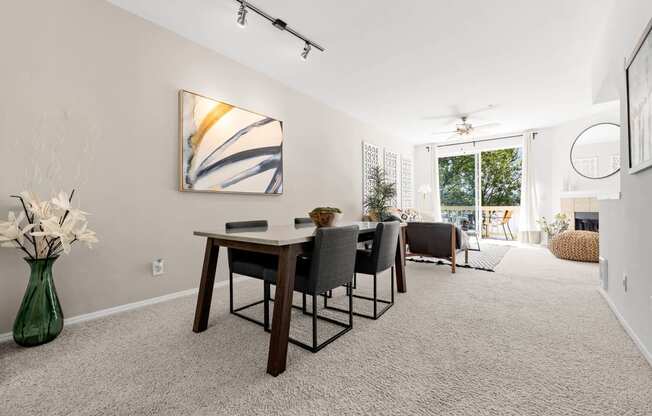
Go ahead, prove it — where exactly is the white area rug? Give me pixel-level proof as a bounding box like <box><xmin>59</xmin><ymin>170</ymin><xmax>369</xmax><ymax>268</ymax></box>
<box><xmin>1</xmin><ymin>246</ymin><xmax>651</xmax><ymax>415</ymax></box>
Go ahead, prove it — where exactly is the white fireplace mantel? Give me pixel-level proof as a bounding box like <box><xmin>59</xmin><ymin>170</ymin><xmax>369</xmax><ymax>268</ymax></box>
<box><xmin>560</xmin><ymin>190</ymin><xmax>621</xmax><ymax>200</ymax></box>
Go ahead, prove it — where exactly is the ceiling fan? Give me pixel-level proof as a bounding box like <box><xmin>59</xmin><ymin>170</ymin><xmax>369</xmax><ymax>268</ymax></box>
<box><xmin>431</xmin><ymin>116</ymin><xmax>501</xmax><ymax>139</ymax></box>
<box><xmin>424</xmin><ymin>105</ymin><xmax>500</xmax><ymax>140</ymax></box>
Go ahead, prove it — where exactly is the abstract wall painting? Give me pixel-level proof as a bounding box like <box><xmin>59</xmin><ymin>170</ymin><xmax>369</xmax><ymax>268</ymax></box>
<box><xmin>626</xmin><ymin>17</ymin><xmax>652</xmax><ymax>174</ymax></box>
<box><xmin>179</xmin><ymin>90</ymin><xmax>283</xmax><ymax>194</ymax></box>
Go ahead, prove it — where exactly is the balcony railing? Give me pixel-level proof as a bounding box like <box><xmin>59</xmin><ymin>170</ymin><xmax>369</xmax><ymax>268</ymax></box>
<box><xmin>441</xmin><ymin>205</ymin><xmax>520</xmax><ymax>240</ymax></box>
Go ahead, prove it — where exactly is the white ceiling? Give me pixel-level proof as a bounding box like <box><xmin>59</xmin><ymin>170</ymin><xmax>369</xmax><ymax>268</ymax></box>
<box><xmin>107</xmin><ymin>0</ymin><xmax>616</xmax><ymax>144</ymax></box>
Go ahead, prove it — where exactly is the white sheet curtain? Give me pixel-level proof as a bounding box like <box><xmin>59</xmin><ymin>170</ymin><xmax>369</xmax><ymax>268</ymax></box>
<box><xmin>518</xmin><ymin>131</ymin><xmax>541</xmax><ymax>243</ymax></box>
<box><xmin>430</xmin><ymin>146</ymin><xmax>442</xmax><ymax>222</ymax></box>
<box><xmin>414</xmin><ymin>145</ymin><xmax>442</xmax><ymax>221</ymax></box>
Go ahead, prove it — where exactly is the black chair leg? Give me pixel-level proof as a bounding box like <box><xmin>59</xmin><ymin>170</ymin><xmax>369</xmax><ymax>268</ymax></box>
<box><xmin>312</xmin><ymin>295</ymin><xmax>318</xmax><ymax>350</ymax></box>
<box><xmin>502</xmin><ymin>224</ymin><xmax>508</xmax><ymax>240</ymax></box>
<box><xmin>348</xmin><ymin>283</ymin><xmax>353</xmax><ymax>326</ymax></box>
<box><xmin>263</xmin><ymin>282</ymin><xmax>270</xmax><ymax>331</ymax></box>
<box><xmin>507</xmin><ymin>223</ymin><xmax>514</xmax><ymax>240</ymax></box>
<box><xmin>302</xmin><ymin>293</ymin><xmax>307</xmax><ymax>314</ymax></box>
<box><xmin>229</xmin><ymin>272</ymin><xmax>234</xmax><ymax>313</ymax></box>
<box><xmin>391</xmin><ymin>267</ymin><xmax>395</xmax><ymax>304</ymax></box>
<box><xmin>325</xmin><ymin>272</ymin><xmax>393</xmax><ymax>321</ymax></box>
<box><xmin>373</xmin><ymin>273</ymin><xmax>378</xmax><ymax>318</ymax></box>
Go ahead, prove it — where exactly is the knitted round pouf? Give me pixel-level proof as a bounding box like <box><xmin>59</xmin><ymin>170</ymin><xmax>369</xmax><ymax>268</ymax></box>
<box><xmin>549</xmin><ymin>230</ymin><xmax>599</xmax><ymax>262</ymax></box>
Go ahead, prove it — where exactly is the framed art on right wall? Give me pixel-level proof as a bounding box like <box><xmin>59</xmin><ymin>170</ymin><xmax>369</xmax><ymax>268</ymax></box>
<box><xmin>625</xmin><ymin>17</ymin><xmax>652</xmax><ymax>174</ymax></box>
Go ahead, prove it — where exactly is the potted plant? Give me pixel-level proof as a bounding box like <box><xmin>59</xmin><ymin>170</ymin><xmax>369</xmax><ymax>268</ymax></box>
<box><xmin>537</xmin><ymin>213</ymin><xmax>570</xmax><ymax>245</ymax></box>
<box><xmin>309</xmin><ymin>207</ymin><xmax>342</xmax><ymax>227</ymax></box>
<box><xmin>364</xmin><ymin>166</ymin><xmax>397</xmax><ymax>221</ymax></box>
<box><xmin>0</xmin><ymin>190</ymin><xmax>98</xmax><ymax>347</ymax></box>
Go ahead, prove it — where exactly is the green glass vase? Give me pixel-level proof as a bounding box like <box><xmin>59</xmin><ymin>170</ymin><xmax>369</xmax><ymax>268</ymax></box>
<box><xmin>13</xmin><ymin>257</ymin><xmax>64</xmax><ymax>347</ymax></box>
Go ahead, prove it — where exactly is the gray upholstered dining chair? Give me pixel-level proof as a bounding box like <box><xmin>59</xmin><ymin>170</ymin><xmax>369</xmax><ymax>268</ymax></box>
<box><xmin>226</xmin><ymin>220</ymin><xmax>278</xmax><ymax>328</ymax></box>
<box><xmin>262</xmin><ymin>225</ymin><xmax>359</xmax><ymax>352</ymax></box>
<box><xmin>325</xmin><ymin>221</ymin><xmax>400</xmax><ymax>320</ymax></box>
<box><xmin>405</xmin><ymin>222</ymin><xmax>469</xmax><ymax>273</ymax></box>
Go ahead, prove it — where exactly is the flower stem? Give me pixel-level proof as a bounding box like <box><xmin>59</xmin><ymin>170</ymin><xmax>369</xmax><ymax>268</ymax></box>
<box><xmin>58</xmin><ymin>189</ymin><xmax>76</xmax><ymax>227</ymax></box>
<box><xmin>11</xmin><ymin>195</ymin><xmax>38</xmax><ymax>258</ymax></box>
<box><xmin>14</xmin><ymin>239</ymin><xmax>35</xmax><ymax>260</ymax></box>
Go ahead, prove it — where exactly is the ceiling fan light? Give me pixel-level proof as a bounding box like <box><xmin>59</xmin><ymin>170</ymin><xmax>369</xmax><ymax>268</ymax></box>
<box><xmin>300</xmin><ymin>42</ymin><xmax>311</xmax><ymax>61</ymax></box>
<box><xmin>237</xmin><ymin>2</ymin><xmax>247</xmax><ymax>28</ymax></box>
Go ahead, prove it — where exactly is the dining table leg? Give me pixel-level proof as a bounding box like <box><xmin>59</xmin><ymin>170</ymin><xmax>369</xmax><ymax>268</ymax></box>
<box><xmin>193</xmin><ymin>238</ymin><xmax>219</xmax><ymax>333</ymax></box>
<box><xmin>395</xmin><ymin>227</ymin><xmax>407</xmax><ymax>293</ymax></box>
<box><xmin>267</xmin><ymin>244</ymin><xmax>299</xmax><ymax>376</ymax></box>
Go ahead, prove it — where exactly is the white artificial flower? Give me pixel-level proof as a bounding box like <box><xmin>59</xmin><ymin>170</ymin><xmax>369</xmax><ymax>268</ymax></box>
<box><xmin>32</xmin><ymin>200</ymin><xmax>52</xmax><ymax>220</ymax></box>
<box><xmin>18</xmin><ymin>190</ymin><xmax>52</xmax><ymax>221</ymax></box>
<box><xmin>31</xmin><ymin>216</ymin><xmax>64</xmax><ymax>239</ymax></box>
<box><xmin>51</xmin><ymin>191</ymin><xmax>71</xmax><ymax>212</ymax></box>
<box><xmin>66</xmin><ymin>208</ymin><xmax>89</xmax><ymax>224</ymax></box>
<box><xmin>19</xmin><ymin>191</ymin><xmax>39</xmax><ymax>211</ymax></box>
<box><xmin>0</xmin><ymin>211</ymin><xmax>33</xmax><ymax>246</ymax></box>
<box><xmin>4</xmin><ymin>189</ymin><xmax>98</xmax><ymax>256</ymax></box>
<box><xmin>33</xmin><ymin>215</ymin><xmax>86</xmax><ymax>255</ymax></box>
<box><xmin>75</xmin><ymin>222</ymin><xmax>99</xmax><ymax>248</ymax></box>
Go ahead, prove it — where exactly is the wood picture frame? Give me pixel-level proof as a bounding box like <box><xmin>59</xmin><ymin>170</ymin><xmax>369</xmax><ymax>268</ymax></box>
<box><xmin>179</xmin><ymin>90</ymin><xmax>284</xmax><ymax>194</ymax></box>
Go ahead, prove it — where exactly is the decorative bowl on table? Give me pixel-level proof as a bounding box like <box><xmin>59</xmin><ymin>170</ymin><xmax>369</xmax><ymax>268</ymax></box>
<box><xmin>308</xmin><ymin>207</ymin><xmax>342</xmax><ymax>227</ymax></box>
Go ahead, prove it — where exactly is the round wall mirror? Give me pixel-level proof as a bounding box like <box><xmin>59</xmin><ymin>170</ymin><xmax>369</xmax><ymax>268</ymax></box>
<box><xmin>570</xmin><ymin>122</ymin><xmax>620</xmax><ymax>179</ymax></box>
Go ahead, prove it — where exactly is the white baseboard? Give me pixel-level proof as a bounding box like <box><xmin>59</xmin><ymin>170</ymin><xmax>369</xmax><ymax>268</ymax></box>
<box><xmin>598</xmin><ymin>288</ymin><xmax>652</xmax><ymax>368</ymax></box>
<box><xmin>0</xmin><ymin>277</ymin><xmax>244</xmax><ymax>344</ymax></box>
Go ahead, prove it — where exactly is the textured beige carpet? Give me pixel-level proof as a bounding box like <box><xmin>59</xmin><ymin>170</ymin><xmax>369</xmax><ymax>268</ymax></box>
<box><xmin>1</xmin><ymin>246</ymin><xmax>651</xmax><ymax>415</ymax></box>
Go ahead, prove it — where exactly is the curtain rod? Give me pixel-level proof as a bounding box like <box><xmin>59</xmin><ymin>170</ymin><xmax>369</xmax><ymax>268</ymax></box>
<box><xmin>434</xmin><ymin>132</ymin><xmax>537</xmax><ymax>149</ymax></box>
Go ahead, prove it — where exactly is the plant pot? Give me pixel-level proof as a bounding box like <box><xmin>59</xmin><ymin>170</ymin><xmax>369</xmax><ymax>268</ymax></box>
<box><xmin>13</xmin><ymin>257</ymin><xmax>64</xmax><ymax>347</ymax></box>
<box><xmin>367</xmin><ymin>212</ymin><xmax>380</xmax><ymax>222</ymax></box>
<box><xmin>309</xmin><ymin>211</ymin><xmax>342</xmax><ymax>227</ymax></box>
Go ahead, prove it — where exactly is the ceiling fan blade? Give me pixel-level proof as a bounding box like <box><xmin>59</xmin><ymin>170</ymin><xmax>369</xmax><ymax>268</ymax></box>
<box><xmin>431</xmin><ymin>129</ymin><xmax>458</xmax><ymax>136</ymax></box>
<box><xmin>422</xmin><ymin>104</ymin><xmax>496</xmax><ymax>122</ymax></box>
<box><xmin>472</xmin><ymin>122</ymin><xmax>501</xmax><ymax>130</ymax></box>
<box><xmin>462</xmin><ymin>104</ymin><xmax>497</xmax><ymax>117</ymax></box>
<box><xmin>422</xmin><ymin>113</ymin><xmax>459</xmax><ymax>121</ymax></box>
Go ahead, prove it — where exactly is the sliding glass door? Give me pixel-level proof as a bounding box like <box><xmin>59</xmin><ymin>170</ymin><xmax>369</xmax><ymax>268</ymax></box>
<box><xmin>479</xmin><ymin>148</ymin><xmax>522</xmax><ymax>240</ymax></box>
<box><xmin>438</xmin><ymin>154</ymin><xmax>478</xmax><ymax>231</ymax></box>
<box><xmin>438</xmin><ymin>145</ymin><xmax>522</xmax><ymax>240</ymax></box>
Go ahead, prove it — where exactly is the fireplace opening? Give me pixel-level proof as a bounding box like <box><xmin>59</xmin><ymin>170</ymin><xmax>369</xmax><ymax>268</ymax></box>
<box><xmin>575</xmin><ymin>212</ymin><xmax>599</xmax><ymax>232</ymax></box>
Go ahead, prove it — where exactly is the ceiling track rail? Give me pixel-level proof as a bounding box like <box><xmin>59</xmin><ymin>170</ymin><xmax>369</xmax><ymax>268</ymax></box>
<box><xmin>434</xmin><ymin>132</ymin><xmax>537</xmax><ymax>149</ymax></box>
<box><xmin>234</xmin><ymin>0</ymin><xmax>325</xmax><ymax>52</ymax></box>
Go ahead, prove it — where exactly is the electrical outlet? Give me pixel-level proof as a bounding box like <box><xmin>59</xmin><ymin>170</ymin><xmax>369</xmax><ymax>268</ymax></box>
<box><xmin>622</xmin><ymin>273</ymin><xmax>628</xmax><ymax>292</ymax></box>
<box><xmin>152</xmin><ymin>259</ymin><xmax>165</xmax><ymax>276</ymax></box>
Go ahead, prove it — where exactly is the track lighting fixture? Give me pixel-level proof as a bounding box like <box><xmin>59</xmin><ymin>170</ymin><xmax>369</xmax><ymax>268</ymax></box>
<box><xmin>234</xmin><ymin>0</ymin><xmax>325</xmax><ymax>60</ymax></box>
<box><xmin>236</xmin><ymin>1</ymin><xmax>247</xmax><ymax>28</ymax></box>
<box><xmin>300</xmin><ymin>42</ymin><xmax>311</xmax><ymax>61</ymax></box>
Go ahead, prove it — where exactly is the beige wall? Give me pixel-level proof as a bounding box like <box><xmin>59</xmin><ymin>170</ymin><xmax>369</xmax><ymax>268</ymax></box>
<box><xmin>0</xmin><ymin>0</ymin><xmax>411</xmax><ymax>333</ymax></box>
<box><xmin>534</xmin><ymin>106</ymin><xmax>620</xmax><ymax>220</ymax></box>
<box><xmin>593</xmin><ymin>1</ymin><xmax>652</xmax><ymax>363</ymax></box>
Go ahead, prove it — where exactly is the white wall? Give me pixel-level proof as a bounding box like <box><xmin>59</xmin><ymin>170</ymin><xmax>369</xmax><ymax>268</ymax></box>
<box><xmin>534</xmin><ymin>104</ymin><xmax>620</xmax><ymax>220</ymax></box>
<box><xmin>592</xmin><ymin>1</ymin><xmax>652</xmax><ymax>363</ymax></box>
<box><xmin>0</xmin><ymin>0</ymin><xmax>411</xmax><ymax>334</ymax></box>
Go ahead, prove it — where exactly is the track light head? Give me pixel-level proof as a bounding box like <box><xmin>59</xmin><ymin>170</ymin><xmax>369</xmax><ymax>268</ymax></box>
<box><xmin>237</xmin><ymin>2</ymin><xmax>247</xmax><ymax>28</ymax></box>
<box><xmin>300</xmin><ymin>42</ymin><xmax>311</xmax><ymax>61</ymax></box>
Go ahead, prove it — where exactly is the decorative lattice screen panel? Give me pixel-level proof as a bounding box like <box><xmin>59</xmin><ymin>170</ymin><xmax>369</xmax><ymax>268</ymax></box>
<box><xmin>362</xmin><ymin>142</ymin><xmax>382</xmax><ymax>211</ymax></box>
<box><xmin>384</xmin><ymin>149</ymin><xmax>400</xmax><ymax>208</ymax></box>
<box><xmin>401</xmin><ymin>157</ymin><xmax>413</xmax><ymax>209</ymax></box>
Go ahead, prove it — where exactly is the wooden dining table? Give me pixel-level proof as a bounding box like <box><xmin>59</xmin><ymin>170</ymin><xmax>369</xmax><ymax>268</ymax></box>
<box><xmin>192</xmin><ymin>221</ymin><xmax>407</xmax><ymax>377</ymax></box>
